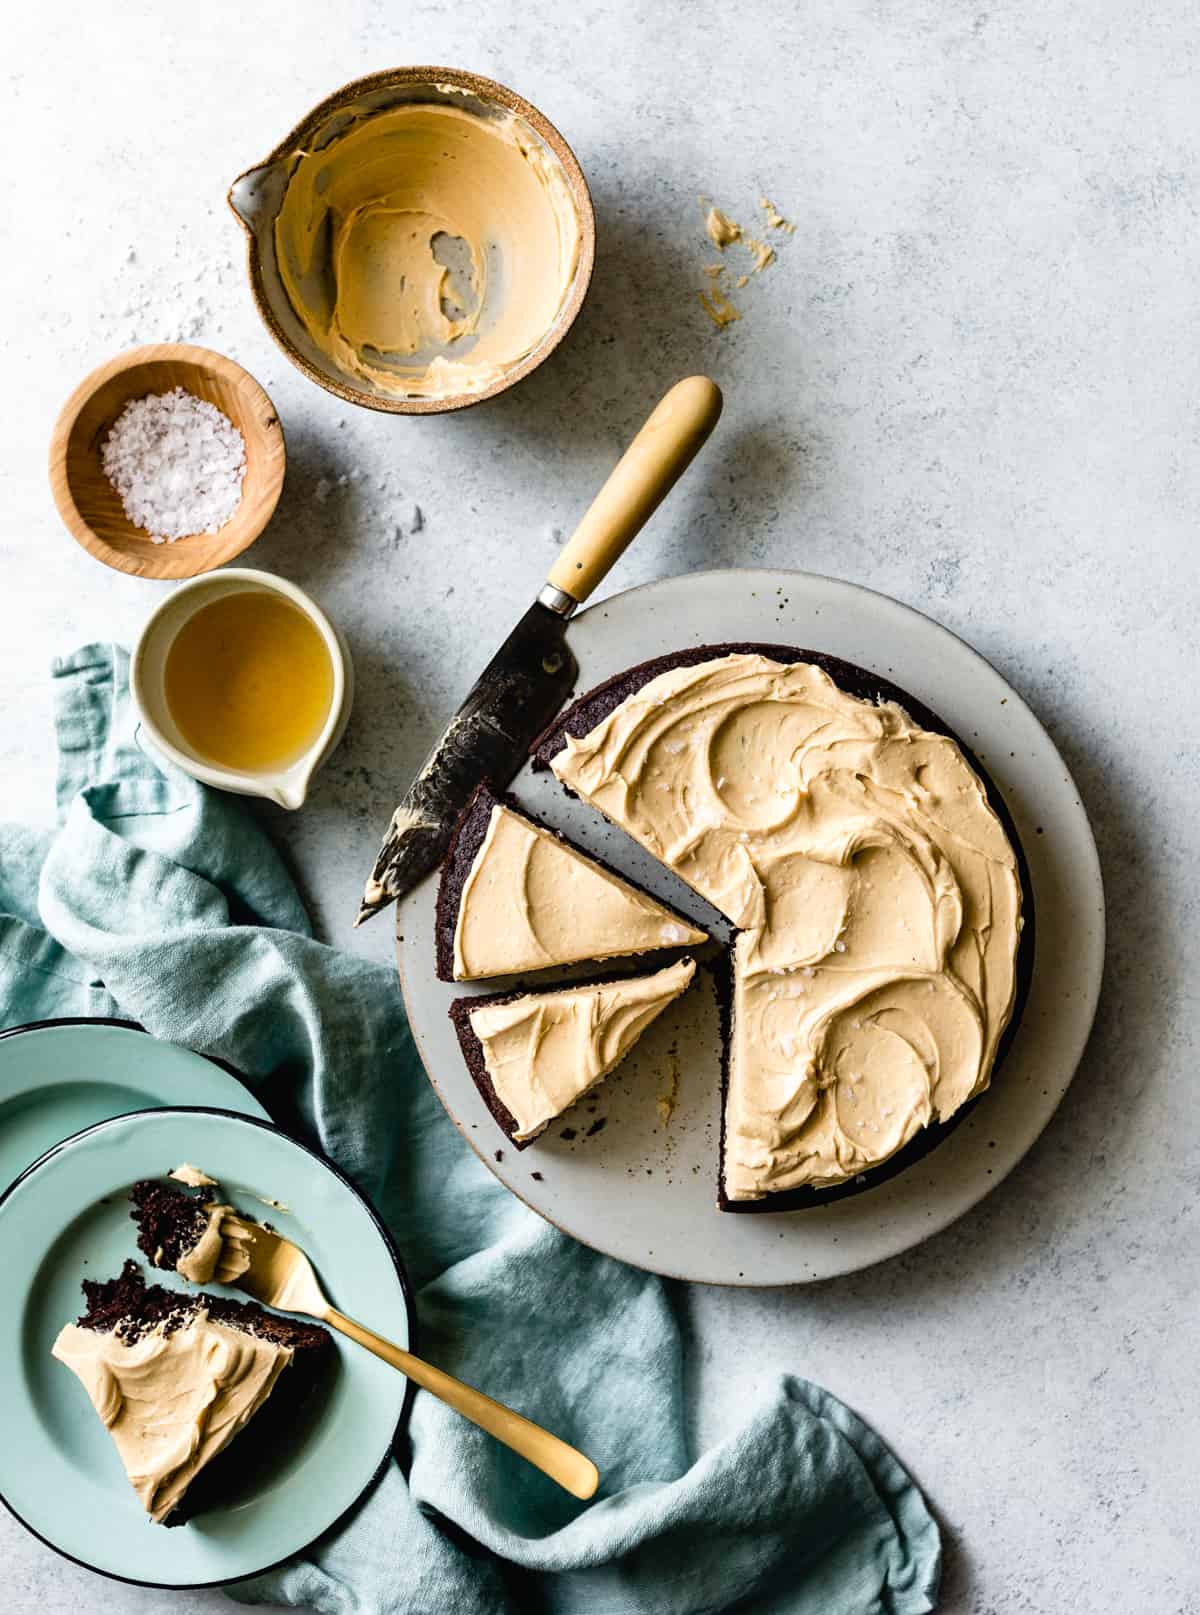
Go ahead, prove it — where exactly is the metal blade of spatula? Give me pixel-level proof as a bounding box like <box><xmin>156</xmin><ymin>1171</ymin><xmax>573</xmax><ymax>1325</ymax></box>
<box><xmin>355</xmin><ymin>376</ymin><xmax>723</xmax><ymax>926</ymax></box>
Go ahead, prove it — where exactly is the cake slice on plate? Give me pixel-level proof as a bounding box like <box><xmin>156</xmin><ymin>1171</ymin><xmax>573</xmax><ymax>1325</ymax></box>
<box><xmin>450</xmin><ymin>956</ymin><xmax>696</xmax><ymax>1146</ymax></box>
<box><xmin>436</xmin><ymin>783</ymin><xmax>706</xmax><ymax>982</ymax></box>
<box><xmin>52</xmin><ymin>1260</ymin><xmax>331</xmax><ymax>1525</ymax></box>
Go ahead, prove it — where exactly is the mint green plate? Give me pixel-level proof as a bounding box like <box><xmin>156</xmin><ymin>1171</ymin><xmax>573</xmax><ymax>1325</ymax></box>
<box><xmin>0</xmin><ymin>1106</ymin><xmax>415</xmax><ymax>1587</ymax></box>
<box><xmin>0</xmin><ymin>1019</ymin><xmax>270</xmax><ymax>1191</ymax></box>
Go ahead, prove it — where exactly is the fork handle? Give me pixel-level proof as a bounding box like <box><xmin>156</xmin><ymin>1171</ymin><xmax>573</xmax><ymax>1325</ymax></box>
<box><xmin>324</xmin><ymin>1307</ymin><xmax>600</xmax><ymax>1501</ymax></box>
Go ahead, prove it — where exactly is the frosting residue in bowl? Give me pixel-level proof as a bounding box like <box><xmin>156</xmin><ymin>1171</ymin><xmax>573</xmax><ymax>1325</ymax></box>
<box><xmin>273</xmin><ymin>100</ymin><xmax>581</xmax><ymax>400</ymax></box>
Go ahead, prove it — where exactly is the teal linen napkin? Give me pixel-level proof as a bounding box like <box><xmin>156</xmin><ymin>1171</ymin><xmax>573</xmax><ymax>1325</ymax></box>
<box><xmin>0</xmin><ymin>645</ymin><xmax>941</xmax><ymax>1615</ymax></box>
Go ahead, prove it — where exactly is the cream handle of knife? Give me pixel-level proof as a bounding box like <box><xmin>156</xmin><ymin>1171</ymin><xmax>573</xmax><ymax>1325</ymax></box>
<box><xmin>546</xmin><ymin>376</ymin><xmax>723</xmax><ymax>604</ymax></box>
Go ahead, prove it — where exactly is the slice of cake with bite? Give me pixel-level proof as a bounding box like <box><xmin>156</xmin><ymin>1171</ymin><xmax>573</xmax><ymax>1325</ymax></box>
<box><xmin>52</xmin><ymin>1260</ymin><xmax>331</xmax><ymax>1525</ymax></box>
<box><xmin>451</xmin><ymin>956</ymin><xmax>696</xmax><ymax>1146</ymax></box>
<box><xmin>437</xmin><ymin>782</ymin><xmax>706</xmax><ymax>982</ymax></box>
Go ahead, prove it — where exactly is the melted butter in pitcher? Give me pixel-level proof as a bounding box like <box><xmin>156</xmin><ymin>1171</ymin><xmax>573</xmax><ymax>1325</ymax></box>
<box><xmin>164</xmin><ymin>592</ymin><xmax>334</xmax><ymax>772</ymax></box>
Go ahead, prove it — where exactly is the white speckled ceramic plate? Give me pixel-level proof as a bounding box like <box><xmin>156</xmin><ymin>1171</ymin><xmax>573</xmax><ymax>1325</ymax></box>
<box><xmin>0</xmin><ymin>1106</ymin><xmax>414</xmax><ymax>1587</ymax></box>
<box><xmin>397</xmin><ymin>569</ymin><xmax>1105</xmax><ymax>1285</ymax></box>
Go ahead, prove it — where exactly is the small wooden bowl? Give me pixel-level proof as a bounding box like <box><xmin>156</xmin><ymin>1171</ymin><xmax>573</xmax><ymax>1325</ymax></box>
<box><xmin>48</xmin><ymin>344</ymin><xmax>286</xmax><ymax>579</ymax></box>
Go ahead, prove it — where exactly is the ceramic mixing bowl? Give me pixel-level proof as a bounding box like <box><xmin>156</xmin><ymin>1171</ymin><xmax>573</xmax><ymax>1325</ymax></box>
<box><xmin>228</xmin><ymin>67</ymin><xmax>595</xmax><ymax>415</ymax></box>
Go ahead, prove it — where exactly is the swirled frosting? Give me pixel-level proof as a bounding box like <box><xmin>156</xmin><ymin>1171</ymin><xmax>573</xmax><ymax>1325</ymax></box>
<box><xmin>453</xmin><ymin>802</ymin><xmax>705</xmax><ymax>980</ymax></box>
<box><xmin>52</xmin><ymin>1311</ymin><xmax>292</xmax><ymax>1523</ymax></box>
<box><xmin>470</xmin><ymin>957</ymin><xmax>696</xmax><ymax>1140</ymax></box>
<box><xmin>550</xmin><ymin>653</ymin><xmax>1023</xmax><ymax>1199</ymax></box>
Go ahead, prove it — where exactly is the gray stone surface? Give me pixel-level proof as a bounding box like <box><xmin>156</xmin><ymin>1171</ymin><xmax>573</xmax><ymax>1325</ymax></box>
<box><xmin>2</xmin><ymin>2</ymin><xmax>1196</xmax><ymax>1610</ymax></box>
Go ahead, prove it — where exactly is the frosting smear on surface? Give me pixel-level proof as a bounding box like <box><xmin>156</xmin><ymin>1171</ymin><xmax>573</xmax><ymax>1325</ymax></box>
<box><xmin>469</xmin><ymin>957</ymin><xmax>696</xmax><ymax>1141</ymax></box>
<box><xmin>274</xmin><ymin>100</ymin><xmax>581</xmax><ymax>399</ymax></box>
<box><xmin>550</xmin><ymin>653</ymin><xmax>1023</xmax><ymax>1199</ymax></box>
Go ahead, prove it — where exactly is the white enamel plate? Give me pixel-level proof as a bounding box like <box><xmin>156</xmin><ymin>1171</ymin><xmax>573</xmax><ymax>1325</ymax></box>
<box><xmin>397</xmin><ymin>569</ymin><xmax>1105</xmax><ymax>1285</ymax></box>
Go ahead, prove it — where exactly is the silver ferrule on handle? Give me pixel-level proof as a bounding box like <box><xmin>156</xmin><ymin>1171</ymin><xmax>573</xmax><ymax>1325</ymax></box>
<box><xmin>537</xmin><ymin>583</ymin><xmax>578</xmax><ymax>618</ymax></box>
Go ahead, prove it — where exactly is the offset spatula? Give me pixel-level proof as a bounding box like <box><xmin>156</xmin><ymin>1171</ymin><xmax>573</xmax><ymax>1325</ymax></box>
<box><xmin>356</xmin><ymin>375</ymin><xmax>723</xmax><ymax>926</ymax></box>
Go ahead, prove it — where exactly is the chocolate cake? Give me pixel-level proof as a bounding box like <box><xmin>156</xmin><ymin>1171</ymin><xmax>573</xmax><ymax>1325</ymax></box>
<box><xmin>53</xmin><ymin>1260</ymin><xmax>331</xmax><ymax>1525</ymax></box>
<box><xmin>130</xmin><ymin>1177</ymin><xmax>211</xmax><ymax>1270</ymax></box>
<box><xmin>531</xmin><ymin>643</ymin><xmax>1035</xmax><ymax>1212</ymax></box>
<box><xmin>450</xmin><ymin>957</ymin><xmax>697</xmax><ymax>1147</ymax></box>
<box><xmin>75</xmin><ymin>1258</ymin><xmax>328</xmax><ymax>1357</ymax></box>
<box><xmin>129</xmin><ymin>1173</ymin><xmax>255</xmax><ymax>1286</ymax></box>
<box><xmin>435</xmin><ymin>781</ymin><xmax>706</xmax><ymax>982</ymax></box>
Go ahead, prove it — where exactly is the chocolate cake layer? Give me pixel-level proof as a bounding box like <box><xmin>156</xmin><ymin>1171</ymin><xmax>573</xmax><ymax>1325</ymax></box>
<box><xmin>130</xmin><ymin>1178</ymin><xmax>211</xmax><ymax>1272</ymax></box>
<box><xmin>78</xmin><ymin>1258</ymin><xmax>331</xmax><ymax>1355</ymax></box>
<box><xmin>449</xmin><ymin>991</ymin><xmax>528</xmax><ymax>1146</ymax></box>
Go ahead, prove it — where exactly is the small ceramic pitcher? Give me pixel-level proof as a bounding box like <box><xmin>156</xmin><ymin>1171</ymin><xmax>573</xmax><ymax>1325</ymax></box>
<box><xmin>131</xmin><ymin>569</ymin><xmax>353</xmax><ymax>810</ymax></box>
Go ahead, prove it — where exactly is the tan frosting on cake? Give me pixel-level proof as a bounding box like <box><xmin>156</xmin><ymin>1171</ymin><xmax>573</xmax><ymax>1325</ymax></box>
<box><xmin>550</xmin><ymin>653</ymin><xmax>1023</xmax><ymax>1199</ymax></box>
<box><xmin>176</xmin><ymin>1205</ymin><xmax>255</xmax><ymax>1286</ymax></box>
<box><xmin>274</xmin><ymin>101</ymin><xmax>580</xmax><ymax>400</ymax></box>
<box><xmin>469</xmin><ymin>957</ymin><xmax>696</xmax><ymax>1141</ymax></box>
<box><xmin>453</xmin><ymin>802</ymin><xmax>705</xmax><ymax>981</ymax></box>
<box><xmin>52</xmin><ymin>1312</ymin><xmax>291</xmax><ymax>1523</ymax></box>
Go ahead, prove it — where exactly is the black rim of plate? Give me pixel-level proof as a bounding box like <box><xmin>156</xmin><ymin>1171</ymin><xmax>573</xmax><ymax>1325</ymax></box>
<box><xmin>0</xmin><ymin>1104</ymin><xmax>418</xmax><ymax>1590</ymax></box>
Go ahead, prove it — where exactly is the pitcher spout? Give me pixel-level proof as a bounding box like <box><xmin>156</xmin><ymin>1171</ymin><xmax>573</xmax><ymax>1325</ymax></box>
<box><xmin>227</xmin><ymin>161</ymin><xmax>279</xmax><ymax>235</ymax></box>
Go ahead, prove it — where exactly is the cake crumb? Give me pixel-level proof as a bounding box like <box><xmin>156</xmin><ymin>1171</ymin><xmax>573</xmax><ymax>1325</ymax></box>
<box><xmin>494</xmin><ymin>1149</ymin><xmax>504</xmax><ymax>1162</ymax></box>
<box><xmin>745</xmin><ymin>235</ymin><xmax>775</xmax><ymax>273</ymax></box>
<box><xmin>705</xmin><ymin>206</ymin><xmax>743</xmax><ymax>249</ymax></box>
<box><xmin>585</xmin><ymin>1117</ymin><xmax>608</xmax><ymax>1138</ymax></box>
<box><xmin>759</xmin><ymin>196</ymin><xmax>796</xmax><ymax>233</ymax></box>
<box><xmin>698</xmin><ymin>285</ymin><xmax>742</xmax><ymax>329</ymax></box>
<box><xmin>530</xmin><ymin>1171</ymin><xmax>543</xmax><ymax>1181</ymax></box>
<box><xmin>697</xmin><ymin>193</ymin><xmax>792</xmax><ymax>330</ymax></box>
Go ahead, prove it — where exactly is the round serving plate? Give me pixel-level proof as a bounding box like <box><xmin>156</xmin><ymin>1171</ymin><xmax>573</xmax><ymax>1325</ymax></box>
<box><xmin>396</xmin><ymin>568</ymin><xmax>1105</xmax><ymax>1286</ymax></box>
<box><xmin>0</xmin><ymin>1018</ymin><xmax>271</xmax><ymax>1192</ymax></box>
<box><xmin>0</xmin><ymin>1106</ymin><xmax>415</xmax><ymax>1587</ymax></box>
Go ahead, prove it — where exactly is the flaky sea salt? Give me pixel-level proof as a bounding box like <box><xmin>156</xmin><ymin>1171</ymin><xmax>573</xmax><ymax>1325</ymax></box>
<box><xmin>100</xmin><ymin>387</ymin><xmax>246</xmax><ymax>544</ymax></box>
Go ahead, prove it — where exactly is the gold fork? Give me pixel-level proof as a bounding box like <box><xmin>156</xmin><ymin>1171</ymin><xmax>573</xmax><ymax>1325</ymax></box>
<box><xmin>222</xmin><ymin>1213</ymin><xmax>599</xmax><ymax>1500</ymax></box>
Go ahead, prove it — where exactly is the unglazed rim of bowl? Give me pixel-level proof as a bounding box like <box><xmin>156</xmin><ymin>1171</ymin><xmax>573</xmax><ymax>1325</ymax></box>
<box><xmin>228</xmin><ymin>66</ymin><xmax>597</xmax><ymax>416</ymax></box>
